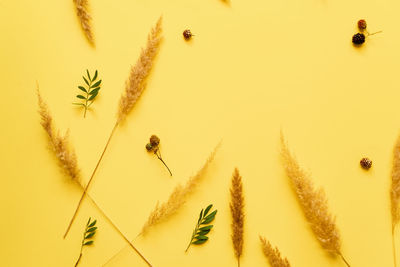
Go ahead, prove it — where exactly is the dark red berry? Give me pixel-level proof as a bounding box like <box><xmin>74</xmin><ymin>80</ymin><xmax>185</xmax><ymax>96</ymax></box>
<box><xmin>150</xmin><ymin>135</ymin><xmax>160</xmax><ymax>147</ymax></box>
<box><xmin>183</xmin><ymin>29</ymin><xmax>192</xmax><ymax>40</ymax></box>
<box><xmin>358</xmin><ymin>19</ymin><xmax>367</xmax><ymax>30</ymax></box>
<box><xmin>352</xmin><ymin>33</ymin><xmax>365</xmax><ymax>45</ymax></box>
<box><xmin>360</xmin><ymin>157</ymin><xmax>372</xmax><ymax>170</ymax></box>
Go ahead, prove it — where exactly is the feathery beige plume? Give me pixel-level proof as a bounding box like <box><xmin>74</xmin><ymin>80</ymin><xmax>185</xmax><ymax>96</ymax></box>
<box><xmin>37</xmin><ymin>89</ymin><xmax>80</xmax><ymax>181</ymax></box>
<box><xmin>280</xmin><ymin>133</ymin><xmax>350</xmax><ymax>266</ymax></box>
<box><xmin>73</xmin><ymin>0</ymin><xmax>94</xmax><ymax>46</ymax></box>
<box><xmin>230</xmin><ymin>168</ymin><xmax>244</xmax><ymax>267</ymax></box>
<box><xmin>390</xmin><ymin>133</ymin><xmax>400</xmax><ymax>267</ymax></box>
<box><xmin>140</xmin><ymin>143</ymin><xmax>220</xmax><ymax>235</ymax></box>
<box><xmin>259</xmin><ymin>236</ymin><xmax>290</xmax><ymax>267</ymax></box>
<box><xmin>117</xmin><ymin>16</ymin><xmax>163</xmax><ymax>123</ymax></box>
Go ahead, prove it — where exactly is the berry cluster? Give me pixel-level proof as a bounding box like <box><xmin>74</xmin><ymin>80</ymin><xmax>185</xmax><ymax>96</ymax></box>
<box><xmin>146</xmin><ymin>135</ymin><xmax>173</xmax><ymax>176</ymax></box>
<box><xmin>352</xmin><ymin>19</ymin><xmax>381</xmax><ymax>46</ymax></box>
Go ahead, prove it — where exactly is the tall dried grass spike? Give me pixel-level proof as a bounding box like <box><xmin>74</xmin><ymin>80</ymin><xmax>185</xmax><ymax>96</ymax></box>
<box><xmin>140</xmin><ymin>143</ymin><xmax>220</xmax><ymax>235</ymax></box>
<box><xmin>259</xmin><ymin>236</ymin><xmax>290</xmax><ymax>267</ymax></box>
<box><xmin>73</xmin><ymin>0</ymin><xmax>94</xmax><ymax>46</ymax></box>
<box><xmin>230</xmin><ymin>168</ymin><xmax>244</xmax><ymax>267</ymax></box>
<box><xmin>280</xmin><ymin>133</ymin><xmax>350</xmax><ymax>267</ymax></box>
<box><xmin>117</xmin><ymin>17</ymin><xmax>163</xmax><ymax>123</ymax></box>
<box><xmin>37</xmin><ymin>88</ymin><xmax>80</xmax><ymax>181</ymax></box>
<box><xmin>390</xmin><ymin>133</ymin><xmax>400</xmax><ymax>267</ymax></box>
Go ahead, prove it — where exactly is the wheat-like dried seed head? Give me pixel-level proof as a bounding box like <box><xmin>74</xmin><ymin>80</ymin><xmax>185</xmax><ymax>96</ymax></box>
<box><xmin>230</xmin><ymin>168</ymin><xmax>244</xmax><ymax>263</ymax></box>
<box><xmin>140</xmin><ymin>143</ymin><xmax>220</xmax><ymax>235</ymax></box>
<box><xmin>259</xmin><ymin>236</ymin><xmax>291</xmax><ymax>267</ymax></box>
<box><xmin>280</xmin><ymin>133</ymin><xmax>341</xmax><ymax>255</ymax></box>
<box><xmin>37</xmin><ymin>89</ymin><xmax>80</xmax><ymax>181</ymax></box>
<box><xmin>74</xmin><ymin>0</ymin><xmax>94</xmax><ymax>46</ymax></box>
<box><xmin>391</xmin><ymin>133</ymin><xmax>400</xmax><ymax>228</ymax></box>
<box><xmin>117</xmin><ymin>17</ymin><xmax>163</xmax><ymax>123</ymax></box>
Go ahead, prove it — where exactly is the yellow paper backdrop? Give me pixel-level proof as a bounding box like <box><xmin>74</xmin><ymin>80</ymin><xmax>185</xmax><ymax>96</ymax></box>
<box><xmin>1</xmin><ymin>0</ymin><xmax>400</xmax><ymax>266</ymax></box>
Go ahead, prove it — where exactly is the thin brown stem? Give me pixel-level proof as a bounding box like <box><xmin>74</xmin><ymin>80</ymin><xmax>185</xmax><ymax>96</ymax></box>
<box><xmin>237</xmin><ymin>258</ymin><xmax>240</xmax><ymax>267</ymax></box>
<box><xmin>64</xmin><ymin>122</ymin><xmax>118</xmax><ymax>238</ymax></box>
<box><xmin>339</xmin><ymin>253</ymin><xmax>351</xmax><ymax>267</ymax></box>
<box><xmin>155</xmin><ymin>149</ymin><xmax>172</xmax><ymax>176</ymax></box>
<box><xmin>393</xmin><ymin>224</ymin><xmax>398</xmax><ymax>267</ymax></box>
<box><xmin>74</xmin><ymin>253</ymin><xmax>82</xmax><ymax>267</ymax></box>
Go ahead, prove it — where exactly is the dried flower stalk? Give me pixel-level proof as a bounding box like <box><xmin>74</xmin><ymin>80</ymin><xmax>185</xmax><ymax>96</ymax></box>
<box><xmin>73</xmin><ymin>0</ymin><xmax>94</xmax><ymax>46</ymax></box>
<box><xmin>64</xmin><ymin>17</ymin><xmax>163</xmax><ymax>239</ymax></box>
<box><xmin>117</xmin><ymin>16</ymin><xmax>163</xmax><ymax>124</ymax></box>
<box><xmin>140</xmin><ymin>143</ymin><xmax>220</xmax><ymax>235</ymax></box>
<box><xmin>230</xmin><ymin>168</ymin><xmax>244</xmax><ymax>267</ymax></box>
<box><xmin>280</xmin><ymin>133</ymin><xmax>350</xmax><ymax>267</ymax></box>
<box><xmin>259</xmin><ymin>236</ymin><xmax>290</xmax><ymax>267</ymax></box>
<box><xmin>37</xmin><ymin>86</ymin><xmax>153</xmax><ymax>266</ymax></box>
<box><xmin>391</xmin><ymin>133</ymin><xmax>400</xmax><ymax>267</ymax></box>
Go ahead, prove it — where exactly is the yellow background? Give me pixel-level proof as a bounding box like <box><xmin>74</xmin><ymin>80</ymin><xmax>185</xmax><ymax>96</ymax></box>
<box><xmin>1</xmin><ymin>0</ymin><xmax>400</xmax><ymax>266</ymax></box>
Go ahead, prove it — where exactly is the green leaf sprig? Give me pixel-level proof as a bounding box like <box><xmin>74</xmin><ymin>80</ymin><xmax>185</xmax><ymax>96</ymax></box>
<box><xmin>74</xmin><ymin>217</ymin><xmax>97</xmax><ymax>267</ymax></box>
<box><xmin>73</xmin><ymin>70</ymin><xmax>102</xmax><ymax>118</ymax></box>
<box><xmin>185</xmin><ymin>204</ymin><xmax>217</xmax><ymax>252</ymax></box>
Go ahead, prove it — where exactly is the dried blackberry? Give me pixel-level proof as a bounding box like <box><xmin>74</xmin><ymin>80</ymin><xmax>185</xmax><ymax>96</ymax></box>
<box><xmin>358</xmin><ymin>19</ymin><xmax>367</xmax><ymax>31</ymax></box>
<box><xmin>360</xmin><ymin>157</ymin><xmax>372</xmax><ymax>170</ymax></box>
<box><xmin>352</xmin><ymin>33</ymin><xmax>365</xmax><ymax>45</ymax></box>
<box><xmin>183</xmin><ymin>29</ymin><xmax>193</xmax><ymax>40</ymax></box>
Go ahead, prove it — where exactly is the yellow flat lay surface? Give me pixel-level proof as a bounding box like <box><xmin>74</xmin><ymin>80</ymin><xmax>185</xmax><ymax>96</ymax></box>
<box><xmin>1</xmin><ymin>0</ymin><xmax>400</xmax><ymax>266</ymax></box>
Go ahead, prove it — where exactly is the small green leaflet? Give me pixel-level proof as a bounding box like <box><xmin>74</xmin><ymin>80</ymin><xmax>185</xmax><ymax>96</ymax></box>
<box><xmin>185</xmin><ymin>204</ymin><xmax>217</xmax><ymax>252</ymax></box>
<box><xmin>73</xmin><ymin>69</ymin><xmax>102</xmax><ymax>118</ymax></box>
<box><xmin>83</xmin><ymin>217</ymin><xmax>97</xmax><ymax>246</ymax></box>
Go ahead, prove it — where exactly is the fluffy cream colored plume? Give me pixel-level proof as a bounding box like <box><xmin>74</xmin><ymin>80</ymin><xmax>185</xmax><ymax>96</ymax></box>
<box><xmin>230</xmin><ymin>168</ymin><xmax>244</xmax><ymax>267</ymax></box>
<box><xmin>37</xmin><ymin>89</ymin><xmax>80</xmax><ymax>181</ymax></box>
<box><xmin>140</xmin><ymin>143</ymin><xmax>220</xmax><ymax>235</ymax></box>
<box><xmin>259</xmin><ymin>236</ymin><xmax>290</xmax><ymax>267</ymax></box>
<box><xmin>73</xmin><ymin>0</ymin><xmax>94</xmax><ymax>46</ymax></box>
<box><xmin>390</xmin><ymin>133</ymin><xmax>400</xmax><ymax>267</ymax></box>
<box><xmin>117</xmin><ymin>17</ymin><xmax>163</xmax><ymax>123</ymax></box>
<box><xmin>280</xmin><ymin>133</ymin><xmax>350</xmax><ymax>267</ymax></box>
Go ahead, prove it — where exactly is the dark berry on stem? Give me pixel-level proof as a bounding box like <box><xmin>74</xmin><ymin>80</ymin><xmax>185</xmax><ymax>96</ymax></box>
<box><xmin>146</xmin><ymin>143</ymin><xmax>153</xmax><ymax>152</ymax></box>
<box><xmin>150</xmin><ymin>135</ymin><xmax>160</xmax><ymax>147</ymax></box>
<box><xmin>360</xmin><ymin>157</ymin><xmax>372</xmax><ymax>170</ymax></box>
<box><xmin>358</xmin><ymin>19</ymin><xmax>367</xmax><ymax>30</ymax></box>
<box><xmin>352</xmin><ymin>33</ymin><xmax>365</xmax><ymax>45</ymax></box>
<box><xmin>183</xmin><ymin>29</ymin><xmax>193</xmax><ymax>40</ymax></box>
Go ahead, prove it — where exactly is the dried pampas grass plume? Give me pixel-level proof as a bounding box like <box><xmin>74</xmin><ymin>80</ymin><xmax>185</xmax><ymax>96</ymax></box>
<box><xmin>64</xmin><ymin>17</ymin><xmax>163</xmax><ymax>239</ymax></box>
<box><xmin>259</xmin><ymin>236</ymin><xmax>290</xmax><ymax>267</ymax></box>
<box><xmin>280</xmin><ymin>133</ymin><xmax>350</xmax><ymax>267</ymax></box>
<box><xmin>37</xmin><ymin>88</ymin><xmax>80</xmax><ymax>181</ymax></box>
<box><xmin>140</xmin><ymin>143</ymin><xmax>220</xmax><ymax>236</ymax></box>
<box><xmin>230</xmin><ymin>168</ymin><xmax>244</xmax><ymax>267</ymax></box>
<box><xmin>117</xmin><ymin>16</ymin><xmax>163</xmax><ymax>123</ymax></box>
<box><xmin>73</xmin><ymin>0</ymin><xmax>94</xmax><ymax>46</ymax></box>
<box><xmin>390</xmin><ymin>133</ymin><xmax>400</xmax><ymax>267</ymax></box>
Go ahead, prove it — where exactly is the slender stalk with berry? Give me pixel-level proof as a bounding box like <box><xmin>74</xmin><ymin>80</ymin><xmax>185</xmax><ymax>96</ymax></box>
<box><xmin>146</xmin><ymin>135</ymin><xmax>172</xmax><ymax>176</ymax></box>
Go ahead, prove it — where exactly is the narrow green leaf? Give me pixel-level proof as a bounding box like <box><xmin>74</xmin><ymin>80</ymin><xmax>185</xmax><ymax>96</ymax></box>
<box><xmin>76</xmin><ymin>95</ymin><xmax>86</xmax><ymax>100</ymax></box>
<box><xmin>202</xmin><ymin>210</ymin><xmax>217</xmax><ymax>224</ymax></box>
<box><xmin>198</xmin><ymin>225</ymin><xmax>213</xmax><ymax>231</ymax></box>
<box><xmin>89</xmin><ymin>88</ymin><xmax>100</xmax><ymax>95</ymax></box>
<box><xmin>88</xmin><ymin>220</ymin><xmax>97</xmax><ymax>227</ymax></box>
<box><xmin>91</xmin><ymin>80</ymin><xmax>101</xmax><ymax>88</ymax></box>
<box><xmin>83</xmin><ymin>241</ymin><xmax>94</xmax><ymax>246</ymax></box>
<box><xmin>86</xmin><ymin>69</ymin><xmax>91</xmax><ymax>81</ymax></box>
<box><xmin>192</xmin><ymin>239</ymin><xmax>207</xmax><ymax>245</ymax></box>
<box><xmin>88</xmin><ymin>91</ymin><xmax>98</xmax><ymax>101</ymax></box>
<box><xmin>78</xmin><ymin>86</ymin><xmax>87</xmax><ymax>93</ymax></box>
<box><xmin>86</xmin><ymin>217</ymin><xmax>91</xmax><ymax>226</ymax></box>
<box><xmin>204</xmin><ymin>205</ymin><xmax>213</xmax><ymax>217</ymax></box>
<box><xmin>73</xmin><ymin>103</ymin><xmax>86</xmax><ymax>106</ymax></box>
<box><xmin>198</xmin><ymin>229</ymin><xmax>211</xmax><ymax>235</ymax></box>
<box><xmin>198</xmin><ymin>209</ymin><xmax>204</xmax><ymax>224</ymax></box>
<box><xmin>86</xmin><ymin>227</ymin><xmax>97</xmax><ymax>232</ymax></box>
<box><xmin>83</xmin><ymin>76</ymin><xmax>90</xmax><ymax>86</ymax></box>
<box><xmin>195</xmin><ymin>235</ymin><xmax>209</xmax><ymax>241</ymax></box>
<box><xmin>92</xmin><ymin>70</ymin><xmax>98</xmax><ymax>81</ymax></box>
<box><xmin>85</xmin><ymin>232</ymin><xmax>95</xmax><ymax>239</ymax></box>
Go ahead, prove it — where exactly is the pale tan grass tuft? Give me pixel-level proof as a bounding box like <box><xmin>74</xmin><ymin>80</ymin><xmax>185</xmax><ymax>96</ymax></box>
<box><xmin>140</xmin><ymin>143</ymin><xmax>220</xmax><ymax>235</ymax></box>
<box><xmin>280</xmin><ymin>133</ymin><xmax>350</xmax><ymax>266</ymax></box>
<box><xmin>37</xmin><ymin>88</ymin><xmax>80</xmax><ymax>181</ymax></box>
<box><xmin>390</xmin><ymin>133</ymin><xmax>400</xmax><ymax>267</ymax></box>
<box><xmin>230</xmin><ymin>168</ymin><xmax>244</xmax><ymax>267</ymax></box>
<box><xmin>117</xmin><ymin>16</ymin><xmax>163</xmax><ymax>123</ymax></box>
<box><xmin>259</xmin><ymin>236</ymin><xmax>290</xmax><ymax>267</ymax></box>
<box><xmin>73</xmin><ymin>0</ymin><xmax>94</xmax><ymax>46</ymax></box>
